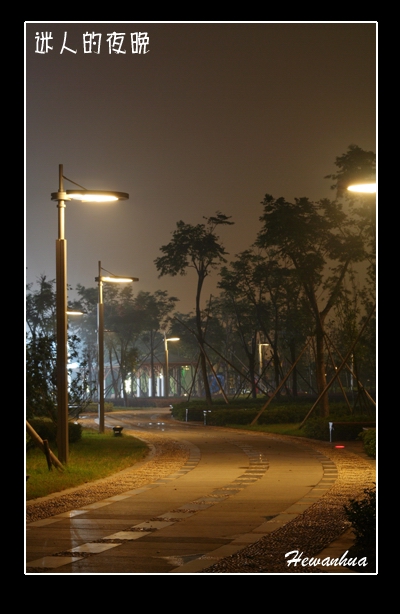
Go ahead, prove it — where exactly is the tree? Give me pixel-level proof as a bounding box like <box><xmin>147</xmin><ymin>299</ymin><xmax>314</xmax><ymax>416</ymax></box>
<box><xmin>26</xmin><ymin>277</ymin><xmax>94</xmax><ymax>421</ymax></box>
<box><xmin>255</xmin><ymin>192</ymin><xmax>368</xmax><ymax>416</ymax></box>
<box><xmin>326</xmin><ymin>143</ymin><xmax>376</xmax><ymax>283</ymax></box>
<box><xmin>214</xmin><ymin>289</ymin><xmax>260</xmax><ymax>398</ymax></box>
<box><xmin>103</xmin><ymin>285</ymin><xmax>141</xmax><ymax>405</ymax></box>
<box><xmin>74</xmin><ymin>284</ymin><xmax>98</xmax><ymax>394</ymax></box>
<box><xmin>168</xmin><ymin>312</ymin><xmax>207</xmax><ymax>398</ymax></box>
<box><xmin>133</xmin><ymin>290</ymin><xmax>178</xmax><ymax>397</ymax></box>
<box><xmin>155</xmin><ymin>212</ymin><xmax>234</xmax><ymax>404</ymax></box>
<box><xmin>219</xmin><ymin>249</ymin><xmax>312</xmax><ymax>397</ymax></box>
<box><xmin>325</xmin><ymin>144</ymin><xmax>376</xmax><ymax>406</ymax></box>
<box><xmin>325</xmin><ymin>144</ymin><xmax>376</xmax><ymax>198</ymax></box>
<box><xmin>326</xmin><ymin>274</ymin><xmax>376</xmax><ymax>411</ymax></box>
<box><xmin>74</xmin><ymin>284</ymin><xmax>179</xmax><ymax>401</ymax></box>
<box><xmin>26</xmin><ymin>276</ymin><xmax>57</xmax><ymax>419</ymax></box>
<box><xmin>218</xmin><ymin>253</ymin><xmax>268</xmax><ymax>398</ymax></box>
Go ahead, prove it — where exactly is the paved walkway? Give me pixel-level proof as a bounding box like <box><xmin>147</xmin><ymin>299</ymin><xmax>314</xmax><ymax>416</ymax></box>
<box><xmin>25</xmin><ymin>412</ymin><xmax>376</xmax><ymax>574</ymax></box>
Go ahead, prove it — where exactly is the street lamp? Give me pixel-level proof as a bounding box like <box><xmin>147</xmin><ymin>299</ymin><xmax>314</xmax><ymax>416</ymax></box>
<box><xmin>51</xmin><ymin>164</ymin><xmax>128</xmax><ymax>464</ymax></box>
<box><xmin>347</xmin><ymin>183</ymin><xmax>376</xmax><ymax>193</ymax></box>
<box><xmin>95</xmin><ymin>261</ymin><xmax>138</xmax><ymax>433</ymax></box>
<box><xmin>164</xmin><ymin>335</ymin><xmax>180</xmax><ymax>398</ymax></box>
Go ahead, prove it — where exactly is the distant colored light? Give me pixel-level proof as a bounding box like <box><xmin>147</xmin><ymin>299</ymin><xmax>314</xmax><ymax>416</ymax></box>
<box><xmin>347</xmin><ymin>183</ymin><xmax>376</xmax><ymax>193</ymax></box>
<box><xmin>335</xmin><ymin>445</ymin><xmax>345</xmax><ymax>449</ymax></box>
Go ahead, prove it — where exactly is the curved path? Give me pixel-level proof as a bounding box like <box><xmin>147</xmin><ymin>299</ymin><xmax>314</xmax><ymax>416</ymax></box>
<box><xmin>26</xmin><ymin>409</ymin><xmax>376</xmax><ymax>574</ymax></box>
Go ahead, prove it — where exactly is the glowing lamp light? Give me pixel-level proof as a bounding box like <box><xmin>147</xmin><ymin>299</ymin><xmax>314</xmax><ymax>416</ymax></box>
<box><xmin>69</xmin><ymin>194</ymin><xmax>118</xmax><ymax>202</ymax></box>
<box><xmin>347</xmin><ymin>183</ymin><xmax>377</xmax><ymax>193</ymax></box>
<box><xmin>100</xmin><ymin>276</ymin><xmax>138</xmax><ymax>283</ymax></box>
<box><xmin>334</xmin><ymin>445</ymin><xmax>345</xmax><ymax>449</ymax></box>
<box><xmin>52</xmin><ymin>190</ymin><xmax>129</xmax><ymax>202</ymax></box>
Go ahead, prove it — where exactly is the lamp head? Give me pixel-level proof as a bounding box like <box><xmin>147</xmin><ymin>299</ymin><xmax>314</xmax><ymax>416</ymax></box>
<box><xmin>51</xmin><ymin>190</ymin><xmax>129</xmax><ymax>202</ymax></box>
<box><xmin>95</xmin><ymin>276</ymin><xmax>139</xmax><ymax>283</ymax></box>
<box><xmin>347</xmin><ymin>183</ymin><xmax>377</xmax><ymax>193</ymax></box>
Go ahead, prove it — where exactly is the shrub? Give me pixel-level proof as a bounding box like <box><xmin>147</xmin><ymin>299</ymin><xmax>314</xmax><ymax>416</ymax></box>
<box><xmin>170</xmin><ymin>400</ymin><xmax>375</xmax><ymax>439</ymax></box>
<box><xmin>359</xmin><ymin>428</ymin><xmax>376</xmax><ymax>458</ymax></box>
<box><xmin>27</xmin><ymin>418</ymin><xmax>57</xmax><ymax>444</ymax></box>
<box><xmin>171</xmin><ymin>400</ymin><xmax>311</xmax><ymax>425</ymax></box>
<box><xmin>344</xmin><ymin>486</ymin><xmax>376</xmax><ymax>556</ymax></box>
<box><xmin>302</xmin><ymin>418</ymin><xmax>330</xmax><ymax>441</ymax></box>
<box><xmin>259</xmin><ymin>406</ymin><xmax>309</xmax><ymax>424</ymax></box>
<box><xmin>26</xmin><ymin>418</ymin><xmax>82</xmax><ymax>446</ymax></box>
<box><xmin>302</xmin><ymin>415</ymin><xmax>374</xmax><ymax>441</ymax></box>
<box><xmin>68</xmin><ymin>421</ymin><xmax>82</xmax><ymax>443</ymax></box>
<box><xmin>209</xmin><ymin>409</ymin><xmax>259</xmax><ymax>426</ymax></box>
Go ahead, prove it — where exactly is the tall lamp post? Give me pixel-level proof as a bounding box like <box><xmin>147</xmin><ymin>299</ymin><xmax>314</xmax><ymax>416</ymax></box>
<box><xmin>51</xmin><ymin>164</ymin><xmax>128</xmax><ymax>463</ymax></box>
<box><xmin>164</xmin><ymin>335</ymin><xmax>180</xmax><ymax>398</ymax></box>
<box><xmin>96</xmin><ymin>262</ymin><xmax>138</xmax><ymax>433</ymax></box>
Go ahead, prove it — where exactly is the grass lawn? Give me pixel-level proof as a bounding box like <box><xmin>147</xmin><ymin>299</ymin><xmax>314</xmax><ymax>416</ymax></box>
<box><xmin>26</xmin><ymin>428</ymin><xmax>149</xmax><ymax>501</ymax></box>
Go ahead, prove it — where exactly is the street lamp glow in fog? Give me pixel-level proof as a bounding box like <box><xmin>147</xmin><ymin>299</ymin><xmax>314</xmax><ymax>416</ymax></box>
<box><xmin>347</xmin><ymin>183</ymin><xmax>376</xmax><ymax>193</ymax></box>
<box><xmin>51</xmin><ymin>190</ymin><xmax>129</xmax><ymax>203</ymax></box>
<box><xmin>63</xmin><ymin>190</ymin><xmax>128</xmax><ymax>202</ymax></box>
<box><xmin>100</xmin><ymin>276</ymin><xmax>137</xmax><ymax>283</ymax></box>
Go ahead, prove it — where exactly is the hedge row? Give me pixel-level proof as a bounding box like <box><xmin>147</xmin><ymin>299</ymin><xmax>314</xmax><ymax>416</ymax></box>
<box><xmin>170</xmin><ymin>402</ymin><xmax>376</xmax><ymax>455</ymax></box>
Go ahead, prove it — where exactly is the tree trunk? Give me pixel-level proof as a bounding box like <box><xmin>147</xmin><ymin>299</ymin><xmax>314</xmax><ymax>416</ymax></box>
<box><xmin>150</xmin><ymin>330</ymin><xmax>155</xmax><ymax>397</ymax></box>
<box><xmin>290</xmin><ymin>342</ymin><xmax>298</xmax><ymax>396</ymax></box>
<box><xmin>315</xmin><ymin>318</ymin><xmax>329</xmax><ymax>416</ymax></box>
<box><xmin>249</xmin><ymin>341</ymin><xmax>257</xmax><ymax>399</ymax></box>
<box><xmin>196</xmin><ymin>273</ymin><xmax>212</xmax><ymax>404</ymax></box>
<box><xmin>271</xmin><ymin>342</ymin><xmax>281</xmax><ymax>396</ymax></box>
<box><xmin>108</xmin><ymin>347</ymin><xmax>119</xmax><ymax>401</ymax></box>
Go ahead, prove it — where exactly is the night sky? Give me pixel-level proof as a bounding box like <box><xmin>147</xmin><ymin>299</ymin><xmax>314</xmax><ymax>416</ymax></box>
<box><xmin>25</xmin><ymin>22</ymin><xmax>377</xmax><ymax>314</ymax></box>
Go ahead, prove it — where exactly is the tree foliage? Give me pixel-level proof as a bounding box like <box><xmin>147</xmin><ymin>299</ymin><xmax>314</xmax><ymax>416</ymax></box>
<box><xmin>132</xmin><ymin>290</ymin><xmax>178</xmax><ymax>397</ymax></box>
<box><xmin>26</xmin><ymin>277</ymin><xmax>94</xmax><ymax>421</ymax></box>
<box><xmin>325</xmin><ymin>144</ymin><xmax>376</xmax><ymax>198</ymax></box>
<box><xmin>219</xmin><ymin>248</ymin><xmax>313</xmax><ymax>397</ymax></box>
<box><xmin>155</xmin><ymin>212</ymin><xmax>234</xmax><ymax>404</ymax></box>
<box><xmin>254</xmin><ymin>182</ymin><xmax>372</xmax><ymax>416</ymax></box>
<box><xmin>154</xmin><ymin>213</ymin><xmax>234</xmax><ymax>279</ymax></box>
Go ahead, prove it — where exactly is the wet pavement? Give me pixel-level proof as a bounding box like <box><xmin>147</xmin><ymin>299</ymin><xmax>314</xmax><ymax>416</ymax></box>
<box><xmin>26</xmin><ymin>410</ymin><xmax>376</xmax><ymax>575</ymax></box>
